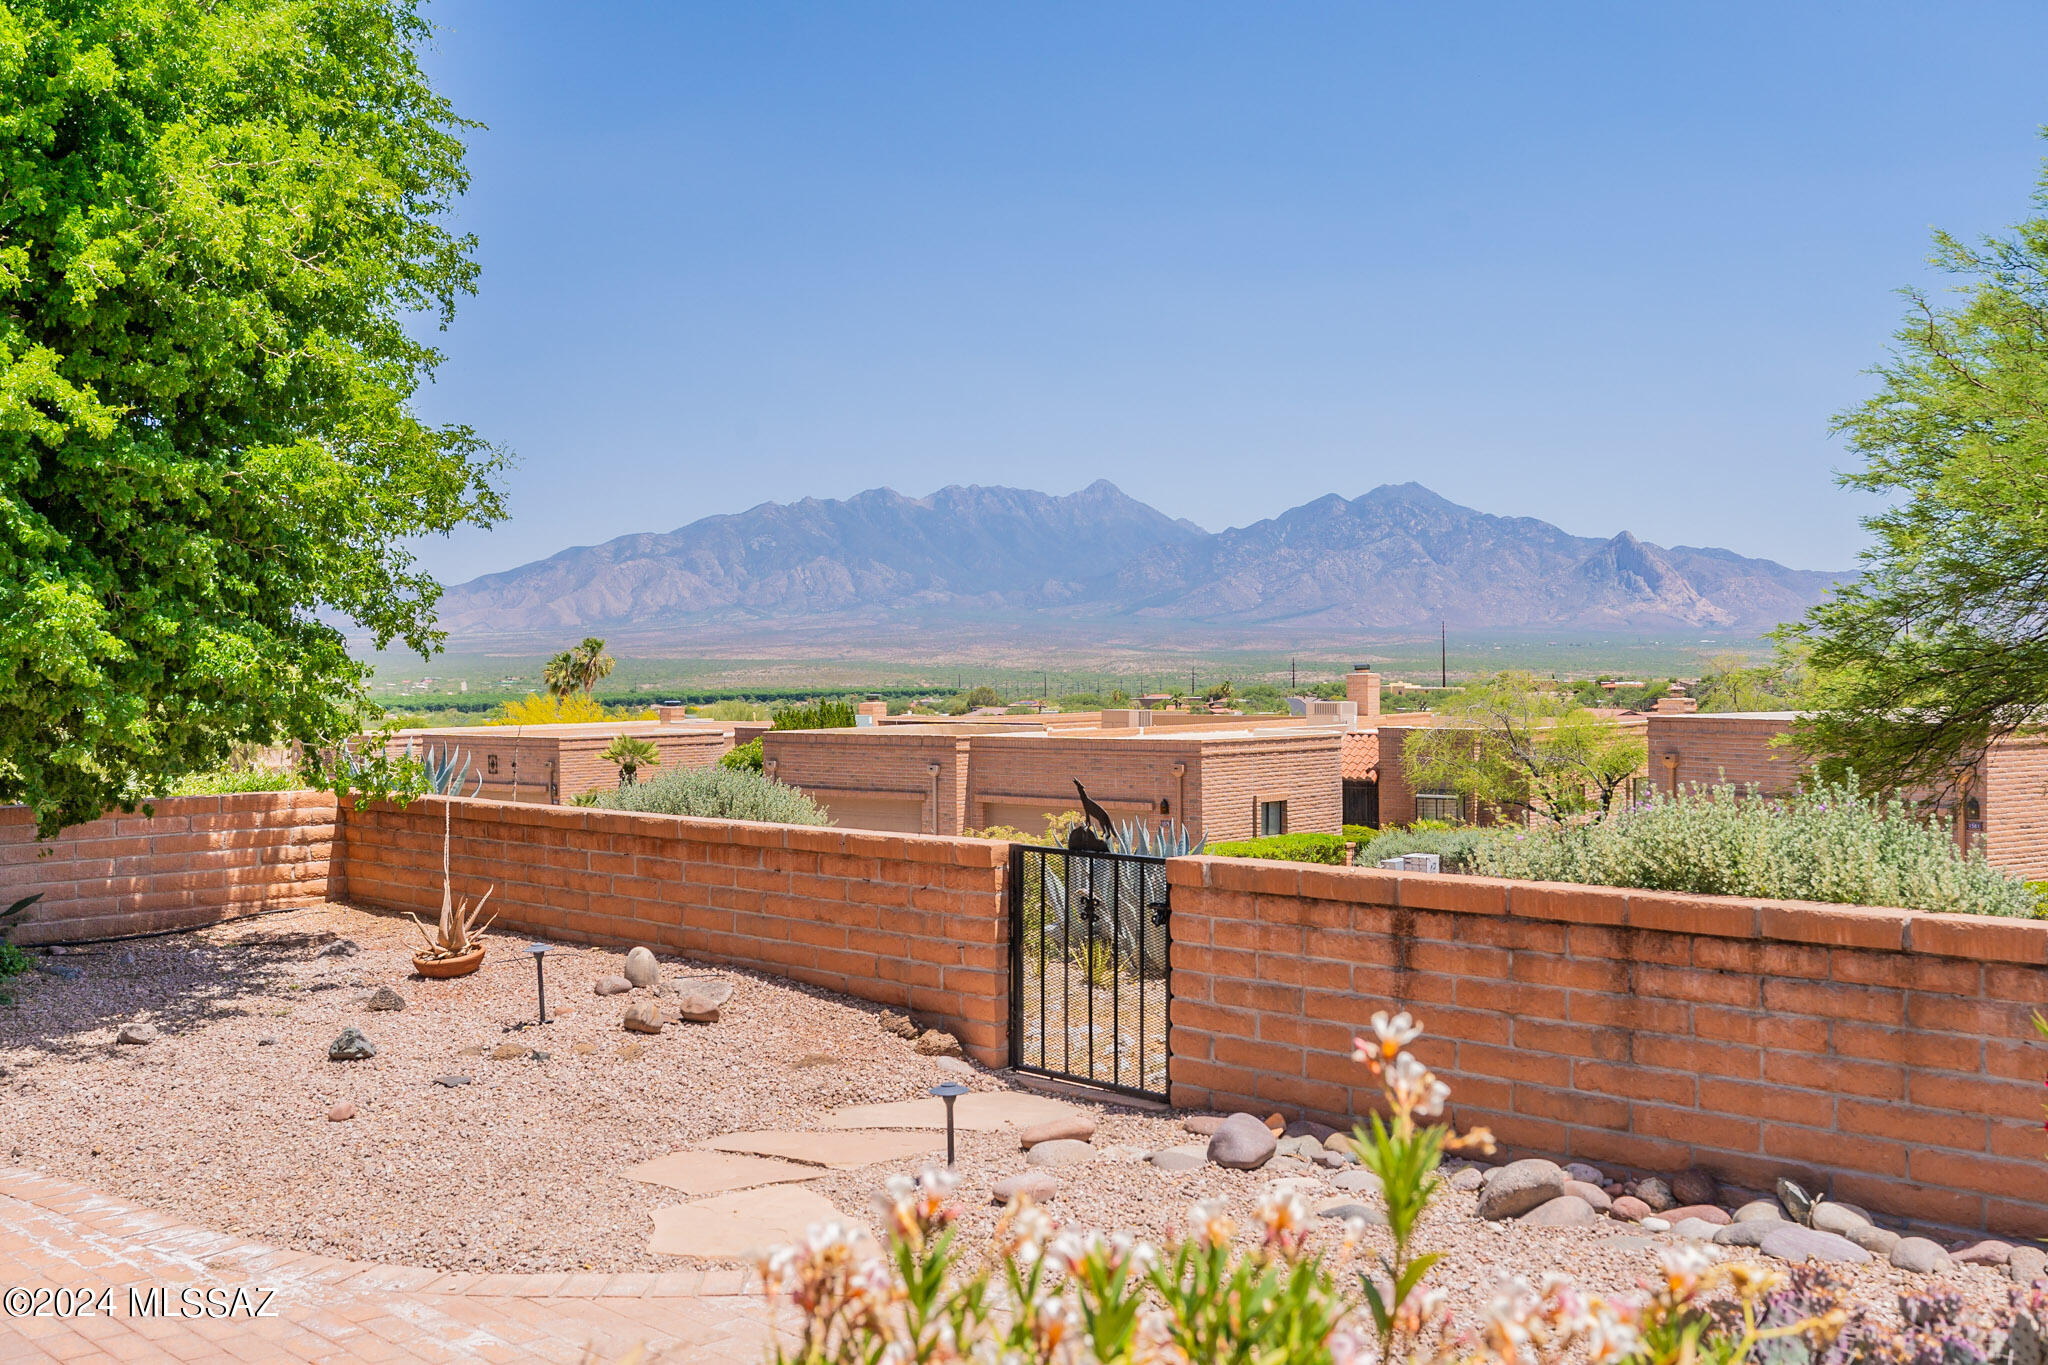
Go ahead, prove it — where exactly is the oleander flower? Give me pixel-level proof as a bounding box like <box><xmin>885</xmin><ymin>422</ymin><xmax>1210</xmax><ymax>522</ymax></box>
<box><xmin>998</xmin><ymin>1192</ymin><xmax>1055</xmax><ymax>1265</ymax></box>
<box><xmin>1256</xmin><ymin>1186</ymin><xmax>1311</xmax><ymax>1255</ymax></box>
<box><xmin>1385</xmin><ymin>1051</ymin><xmax>1450</xmax><ymax>1118</ymax></box>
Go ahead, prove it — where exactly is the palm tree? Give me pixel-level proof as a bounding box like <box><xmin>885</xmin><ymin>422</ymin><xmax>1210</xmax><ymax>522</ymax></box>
<box><xmin>542</xmin><ymin>651</ymin><xmax>577</xmax><ymax>700</ymax></box>
<box><xmin>571</xmin><ymin>637</ymin><xmax>615</xmax><ymax>695</ymax></box>
<box><xmin>598</xmin><ymin>734</ymin><xmax>661</xmax><ymax>786</ymax></box>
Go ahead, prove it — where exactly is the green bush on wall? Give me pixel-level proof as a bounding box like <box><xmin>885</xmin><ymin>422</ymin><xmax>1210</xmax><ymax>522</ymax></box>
<box><xmin>588</xmin><ymin>764</ymin><xmax>830</xmax><ymax>826</ymax></box>
<box><xmin>1209</xmin><ymin>832</ymin><xmax>1350</xmax><ymax>864</ymax></box>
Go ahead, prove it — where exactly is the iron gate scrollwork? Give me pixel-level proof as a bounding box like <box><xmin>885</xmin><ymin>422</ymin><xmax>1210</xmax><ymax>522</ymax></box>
<box><xmin>1008</xmin><ymin>844</ymin><xmax>1170</xmax><ymax>1101</ymax></box>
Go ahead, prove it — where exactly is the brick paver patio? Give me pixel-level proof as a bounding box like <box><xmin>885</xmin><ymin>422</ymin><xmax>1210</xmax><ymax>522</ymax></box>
<box><xmin>0</xmin><ymin>1169</ymin><xmax>786</xmax><ymax>1362</ymax></box>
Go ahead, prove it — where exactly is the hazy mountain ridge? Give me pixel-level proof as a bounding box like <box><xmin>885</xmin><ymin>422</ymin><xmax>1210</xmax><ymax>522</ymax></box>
<box><xmin>432</xmin><ymin>480</ymin><xmax>1841</xmax><ymax>639</ymax></box>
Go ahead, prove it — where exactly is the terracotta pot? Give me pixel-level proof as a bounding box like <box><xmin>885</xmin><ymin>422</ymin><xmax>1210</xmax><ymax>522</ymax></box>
<box><xmin>412</xmin><ymin>946</ymin><xmax>485</xmax><ymax>979</ymax></box>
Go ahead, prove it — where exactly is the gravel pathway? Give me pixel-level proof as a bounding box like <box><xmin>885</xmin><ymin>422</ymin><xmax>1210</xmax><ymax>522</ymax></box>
<box><xmin>0</xmin><ymin>902</ymin><xmax>2022</xmax><ymax>1335</ymax></box>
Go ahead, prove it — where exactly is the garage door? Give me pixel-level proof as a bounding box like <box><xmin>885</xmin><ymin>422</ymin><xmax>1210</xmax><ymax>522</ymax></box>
<box><xmin>819</xmin><ymin>794</ymin><xmax>926</xmax><ymax>833</ymax></box>
<box><xmin>980</xmin><ymin>802</ymin><xmax>1076</xmax><ymax>840</ymax></box>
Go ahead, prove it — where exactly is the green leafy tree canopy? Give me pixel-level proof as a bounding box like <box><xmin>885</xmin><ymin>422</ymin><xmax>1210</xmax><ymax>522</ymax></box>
<box><xmin>0</xmin><ymin>0</ymin><xmax>506</xmax><ymax>833</ymax></box>
<box><xmin>1783</xmin><ymin>145</ymin><xmax>2048</xmax><ymax>797</ymax></box>
<box><xmin>1402</xmin><ymin>670</ymin><xmax>1646</xmax><ymax>824</ymax></box>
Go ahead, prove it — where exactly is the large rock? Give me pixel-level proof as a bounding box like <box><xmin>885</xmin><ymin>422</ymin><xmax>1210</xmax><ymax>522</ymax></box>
<box><xmin>1670</xmin><ymin>1168</ymin><xmax>1718</xmax><ymax>1207</ymax></box>
<box><xmin>1891</xmin><ymin>1238</ymin><xmax>1951</xmax><ymax>1274</ymax></box>
<box><xmin>593</xmin><ymin>976</ymin><xmax>632</xmax><ymax>996</ymax></box>
<box><xmin>1264</xmin><ymin>1155</ymin><xmax>1314</xmax><ymax>1178</ymax></box>
<box><xmin>1629</xmin><ymin>1177</ymin><xmax>1675</xmax><ymax>1212</ymax></box>
<box><xmin>914</xmin><ymin>1030</ymin><xmax>964</xmax><ymax>1058</ymax></box>
<box><xmin>1733</xmin><ymin>1200</ymin><xmax>1785</xmax><ymax>1223</ymax></box>
<box><xmin>327</xmin><ymin>1102</ymin><xmax>355</xmax><ymax>1122</ymax></box>
<box><xmin>1759</xmin><ymin>1224</ymin><xmax>1872</xmax><ymax>1265</ymax></box>
<box><xmin>1275</xmin><ymin>1135</ymin><xmax>1325</xmax><ymax>1160</ymax></box>
<box><xmin>1847</xmin><ymin>1224</ymin><xmax>1900</xmax><ymax>1256</ymax></box>
<box><xmin>1206</xmin><ymin>1114</ymin><xmax>1278</xmax><ymax>1171</ymax></box>
<box><xmin>1476</xmin><ymin>1159</ymin><xmax>1567</xmax><ymax>1221</ymax></box>
<box><xmin>1810</xmin><ymin>1202</ymin><xmax>1871</xmax><ymax>1238</ymax></box>
<box><xmin>328</xmin><ymin>1027</ymin><xmax>375</xmax><ymax>1061</ymax></box>
<box><xmin>879</xmin><ymin>1010</ymin><xmax>920</xmax><ymax>1039</ymax></box>
<box><xmin>364</xmin><ymin>986</ymin><xmax>406</xmax><ymax>1012</ymax></box>
<box><xmin>1774</xmin><ymin>1177</ymin><xmax>1815</xmax><ymax>1225</ymax></box>
<box><xmin>1332</xmin><ymin>1169</ymin><xmax>1384</xmax><ymax>1194</ymax></box>
<box><xmin>1609</xmin><ymin>1196</ymin><xmax>1652</xmax><ymax>1223</ymax></box>
<box><xmin>623</xmin><ymin>947</ymin><xmax>660</xmax><ymax>989</ymax></box>
<box><xmin>1563</xmin><ymin>1162</ymin><xmax>1606</xmax><ymax>1185</ymax></box>
<box><xmin>1954</xmin><ymin>1240</ymin><xmax>2013</xmax><ymax>1266</ymax></box>
<box><xmin>1026</xmin><ymin>1139</ymin><xmax>1096</xmax><ymax>1169</ymax></box>
<box><xmin>1317</xmin><ymin>1202</ymin><xmax>1388</xmax><ymax>1226</ymax></box>
<box><xmin>992</xmin><ymin>1171</ymin><xmax>1058</xmax><ymax>1205</ymax></box>
<box><xmin>1520</xmin><ymin>1195</ymin><xmax>1599</xmax><ymax>1228</ymax></box>
<box><xmin>1715</xmin><ymin>1221</ymin><xmax>1777</xmax><ymax>1248</ymax></box>
<box><xmin>622</xmin><ymin>1001</ymin><xmax>664</xmax><ymax>1034</ymax></box>
<box><xmin>2009</xmin><ymin>1246</ymin><xmax>2048</xmax><ymax>1284</ymax></box>
<box><xmin>116</xmin><ymin>1022</ymin><xmax>156</xmax><ymax>1046</ymax></box>
<box><xmin>672</xmin><ymin>979</ymin><xmax>730</xmax><ymax>1023</ymax></box>
<box><xmin>1669</xmin><ymin>1218</ymin><xmax>1724</xmax><ymax>1241</ymax></box>
<box><xmin>1665</xmin><ymin>1204</ymin><xmax>1730</xmax><ymax>1226</ymax></box>
<box><xmin>1563</xmin><ymin>1180</ymin><xmax>1612</xmax><ymax>1212</ymax></box>
<box><xmin>1183</xmin><ymin>1114</ymin><xmax>1226</xmax><ymax>1137</ymax></box>
<box><xmin>1449</xmin><ymin>1167</ymin><xmax>1484</xmax><ymax>1192</ymax></box>
<box><xmin>1020</xmin><ymin>1115</ymin><xmax>1097</xmax><ymax>1149</ymax></box>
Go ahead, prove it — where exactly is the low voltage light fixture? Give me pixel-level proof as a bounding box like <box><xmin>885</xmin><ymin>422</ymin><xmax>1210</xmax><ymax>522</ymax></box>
<box><xmin>526</xmin><ymin>941</ymin><xmax>551</xmax><ymax>1025</ymax></box>
<box><xmin>929</xmin><ymin>1080</ymin><xmax>969</xmax><ymax>1166</ymax></box>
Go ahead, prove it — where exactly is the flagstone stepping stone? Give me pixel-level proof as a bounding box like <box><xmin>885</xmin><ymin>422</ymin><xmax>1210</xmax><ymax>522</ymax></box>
<box><xmin>992</xmin><ymin>1171</ymin><xmax>1058</xmax><ymax>1204</ymax></box>
<box><xmin>648</xmin><ymin>1187</ymin><xmax>860</xmax><ymax>1259</ymax></box>
<box><xmin>819</xmin><ymin>1092</ymin><xmax>1078</xmax><ymax>1133</ymax></box>
<box><xmin>622</xmin><ymin>1150</ymin><xmax>821</xmax><ymax>1197</ymax></box>
<box><xmin>708</xmin><ymin>1129</ymin><xmax>941</xmax><ymax>1170</ymax></box>
<box><xmin>1148</xmin><ymin>1146</ymin><xmax>1207</xmax><ymax>1171</ymax></box>
<box><xmin>1025</xmin><ymin>1139</ymin><xmax>1095</xmax><ymax>1168</ymax></box>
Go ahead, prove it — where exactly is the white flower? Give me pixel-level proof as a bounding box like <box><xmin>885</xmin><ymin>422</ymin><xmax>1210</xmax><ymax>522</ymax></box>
<box><xmin>1186</xmin><ymin>1198</ymin><xmax>1235</xmax><ymax>1248</ymax></box>
<box><xmin>1353</xmin><ymin>1010</ymin><xmax>1423</xmax><ymax>1064</ymax></box>
<box><xmin>1256</xmin><ymin>1187</ymin><xmax>1310</xmax><ymax>1246</ymax></box>
<box><xmin>1385</xmin><ymin>1051</ymin><xmax>1450</xmax><ymax>1118</ymax></box>
<box><xmin>1658</xmin><ymin>1243</ymin><xmax>1716</xmax><ymax>1297</ymax></box>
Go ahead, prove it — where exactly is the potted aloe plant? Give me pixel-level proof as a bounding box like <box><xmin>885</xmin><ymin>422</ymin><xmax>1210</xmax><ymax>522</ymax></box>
<box><xmin>407</xmin><ymin>747</ymin><xmax>496</xmax><ymax>979</ymax></box>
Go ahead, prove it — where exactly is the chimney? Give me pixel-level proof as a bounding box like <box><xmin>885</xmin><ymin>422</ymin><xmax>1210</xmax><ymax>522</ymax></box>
<box><xmin>856</xmin><ymin>700</ymin><xmax>888</xmax><ymax>721</ymax></box>
<box><xmin>1346</xmin><ymin>666</ymin><xmax>1381</xmax><ymax>718</ymax></box>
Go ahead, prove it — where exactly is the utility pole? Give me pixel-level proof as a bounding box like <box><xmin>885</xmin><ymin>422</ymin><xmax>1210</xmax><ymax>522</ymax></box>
<box><xmin>1440</xmin><ymin>621</ymin><xmax>1447</xmax><ymax>689</ymax></box>
<box><xmin>1291</xmin><ymin>657</ymin><xmax>1296</xmax><ymax>691</ymax></box>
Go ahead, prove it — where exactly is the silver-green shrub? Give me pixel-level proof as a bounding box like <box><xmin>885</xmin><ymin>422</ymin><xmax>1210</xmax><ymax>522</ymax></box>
<box><xmin>589</xmin><ymin>764</ymin><xmax>831</xmax><ymax>826</ymax></box>
<box><xmin>1470</xmin><ymin>778</ymin><xmax>2039</xmax><ymax>917</ymax></box>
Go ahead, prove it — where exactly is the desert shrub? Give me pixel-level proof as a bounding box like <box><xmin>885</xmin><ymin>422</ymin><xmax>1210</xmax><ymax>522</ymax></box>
<box><xmin>1472</xmin><ymin>778</ymin><xmax>2039</xmax><ymax>917</ymax></box>
<box><xmin>589</xmin><ymin>765</ymin><xmax>830</xmax><ymax>825</ymax></box>
<box><xmin>1209</xmin><ymin>832</ymin><xmax>1349</xmax><ymax>864</ymax></box>
<box><xmin>1356</xmin><ymin>825</ymin><xmax>1501</xmax><ymax>873</ymax></box>
<box><xmin>720</xmin><ymin>738</ymin><xmax>764</xmax><ymax>771</ymax></box>
<box><xmin>963</xmin><ymin>811</ymin><xmax>1083</xmax><ymax>846</ymax></box>
<box><xmin>158</xmin><ymin>764</ymin><xmax>304</xmax><ymax>796</ymax></box>
<box><xmin>490</xmin><ymin>693</ymin><xmax>607</xmax><ymax>725</ymax></box>
<box><xmin>771</xmin><ymin>700</ymin><xmax>857</xmax><ymax>730</ymax></box>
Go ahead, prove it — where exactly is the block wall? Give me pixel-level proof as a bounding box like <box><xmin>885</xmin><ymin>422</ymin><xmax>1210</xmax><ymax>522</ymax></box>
<box><xmin>1982</xmin><ymin>737</ymin><xmax>2048</xmax><ymax>881</ymax></box>
<box><xmin>762</xmin><ymin>731</ymin><xmax>970</xmax><ymax>834</ymax></box>
<box><xmin>0</xmin><ymin>793</ymin><xmax>335</xmax><ymax>944</ymax></box>
<box><xmin>1645</xmin><ymin>714</ymin><xmax>1805</xmax><ymax>797</ymax></box>
<box><xmin>1196</xmin><ymin>734</ymin><xmax>1342</xmax><ymax>841</ymax></box>
<box><xmin>1165</xmin><ymin>856</ymin><xmax>2048</xmax><ymax>1238</ymax></box>
<box><xmin>338</xmin><ymin>796</ymin><xmax>1010</xmax><ymax>1063</ymax></box>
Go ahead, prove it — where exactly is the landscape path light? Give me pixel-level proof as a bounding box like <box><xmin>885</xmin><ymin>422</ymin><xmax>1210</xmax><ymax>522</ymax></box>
<box><xmin>526</xmin><ymin>942</ymin><xmax>551</xmax><ymax>1025</ymax></box>
<box><xmin>929</xmin><ymin>1080</ymin><xmax>969</xmax><ymax>1166</ymax></box>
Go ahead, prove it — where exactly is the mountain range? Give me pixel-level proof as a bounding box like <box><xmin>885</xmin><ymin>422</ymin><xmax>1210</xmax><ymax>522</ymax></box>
<box><xmin>432</xmin><ymin>482</ymin><xmax>1842</xmax><ymax>641</ymax></box>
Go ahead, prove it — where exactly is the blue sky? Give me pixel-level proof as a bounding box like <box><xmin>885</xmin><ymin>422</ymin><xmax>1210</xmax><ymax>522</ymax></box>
<box><xmin>409</xmin><ymin>2</ymin><xmax>2048</xmax><ymax>582</ymax></box>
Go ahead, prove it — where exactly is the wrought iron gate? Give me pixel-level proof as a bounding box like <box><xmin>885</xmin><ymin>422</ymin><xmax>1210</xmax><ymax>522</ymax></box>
<box><xmin>1008</xmin><ymin>844</ymin><xmax>1170</xmax><ymax>1101</ymax></box>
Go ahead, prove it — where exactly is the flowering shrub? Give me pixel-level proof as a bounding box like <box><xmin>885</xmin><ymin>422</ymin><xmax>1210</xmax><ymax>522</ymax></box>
<box><xmin>751</xmin><ymin>1012</ymin><xmax>1864</xmax><ymax>1365</ymax></box>
<box><xmin>1469</xmin><ymin>779</ymin><xmax>2038</xmax><ymax>917</ymax></box>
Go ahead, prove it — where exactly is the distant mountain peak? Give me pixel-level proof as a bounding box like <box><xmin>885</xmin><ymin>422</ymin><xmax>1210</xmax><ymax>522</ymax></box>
<box><xmin>431</xmin><ymin>481</ymin><xmax>1843</xmax><ymax>642</ymax></box>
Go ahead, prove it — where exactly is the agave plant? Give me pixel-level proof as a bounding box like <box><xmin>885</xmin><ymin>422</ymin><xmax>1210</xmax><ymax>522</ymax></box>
<box><xmin>407</xmin><ymin>769</ymin><xmax>496</xmax><ymax>960</ymax></box>
<box><xmin>1112</xmin><ymin>818</ymin><xmax>1205</xmax><ymax>858</ymax></box>
<box><xmin>414</xmin><ymin>742</ymin><xmax>480</xmax><ymax>796</ymax></box>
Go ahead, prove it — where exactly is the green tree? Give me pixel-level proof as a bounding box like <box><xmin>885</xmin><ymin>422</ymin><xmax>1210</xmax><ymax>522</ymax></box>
<box><xmin>1402</xmin><ymin>671</ymin><xmax>1646</xmax><ymax>824</ymax></box>
<box><xmin>570</xmin><ymin>637</ymin><xmax>614</xmax><ymax>694</ymax></box>
<box><xmin>1783</xmin><ymin>147</ymin><xmax>2048</xmax><ymax>797</ymax></box>
<box><xmin>542</xmin><ymin>652</ymin><xmax>577</xmax><ymax>700</ymax></box>
<box><xmin>597</xmin><ymin>734</ymin><xmax>660</xmax><ymax>787</ymax></box>
<box><xmin>0</xmin><ymin>0</ymin><xmax>505</xmax><ymax>834</ymax></box>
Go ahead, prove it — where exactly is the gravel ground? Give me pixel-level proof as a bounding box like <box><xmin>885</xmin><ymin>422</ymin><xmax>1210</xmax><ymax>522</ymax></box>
<box><xmin>0</xmin><ymin>902</ymin><xmax>2021</xmax><ymax>1335</ymax></box>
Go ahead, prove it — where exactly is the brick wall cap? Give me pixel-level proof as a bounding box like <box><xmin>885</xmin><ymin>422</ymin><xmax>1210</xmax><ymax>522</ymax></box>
<box><xmin>1508</xmin><ymin>880</ymin><xmax>1629</xmax><ymax>926</ymax></box>
<box><xmin>1624</xmin><ymin>891</ymin><xmax>1759</xmax><ymax>938</ymax></box>
<box><xmin>1758</xmin><ymin>901</ymin><xmax>1912</xmax><ymax>952</ymax></box>
<box><xmin>1393</xmin><ymin>871</ymin><xmax>1512</xmax><ymax>916</ymax></box>
<box><xmin>1908</xmin><ymin>912</ymin><xmax>2048</xmax><ymax>965</ymax></box>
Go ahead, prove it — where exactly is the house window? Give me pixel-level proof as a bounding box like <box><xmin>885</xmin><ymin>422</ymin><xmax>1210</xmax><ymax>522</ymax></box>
<box><xmin>1259</xmin><ymin>800</ymin><xmax>1287</xmax><ymax>837</ymax></box>
<box><xmin>1415</xmin><ymin>792</ymin><xmax>1464</xmax><ymax>824</ymax></box>
<box><xmin>487</xmin><ymin>754</ymin><xmax>500</xmax><ymax>775</ymax></box>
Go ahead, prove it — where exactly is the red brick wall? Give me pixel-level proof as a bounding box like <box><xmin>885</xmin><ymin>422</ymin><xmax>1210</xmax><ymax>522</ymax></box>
<box><xmin>337</xmin><ymin>796</ymin><xmax>1010</xmax><ymax>1063</ymax></box>
<box><xmin>1645</xmin><ymin>713</ymin><xmax>1805</xmax><ymax>797</ymax></box>
<box><xmin>764</xmin><ymin>731</ymin><xmax>970</xmax><ymax>834</ymax></box>
<box><xmin>0</xmin><ymin>793</ymin><xmax>335</xmax><ymax>945</ymax></box>
<box><xmin>1167</xmin><ymin>856</ymin><xmax>2048</xmax><ymax>1238</ymax></box>
<box><xmin>1195</xmin><ymin>734</ymin><xmax>1343</xmax><ymax>841</ymax></box>
<box><xmin>1982</xmin><ymin>737</ymin><xmax>2048</xmax><ymax>881</ymax></box>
